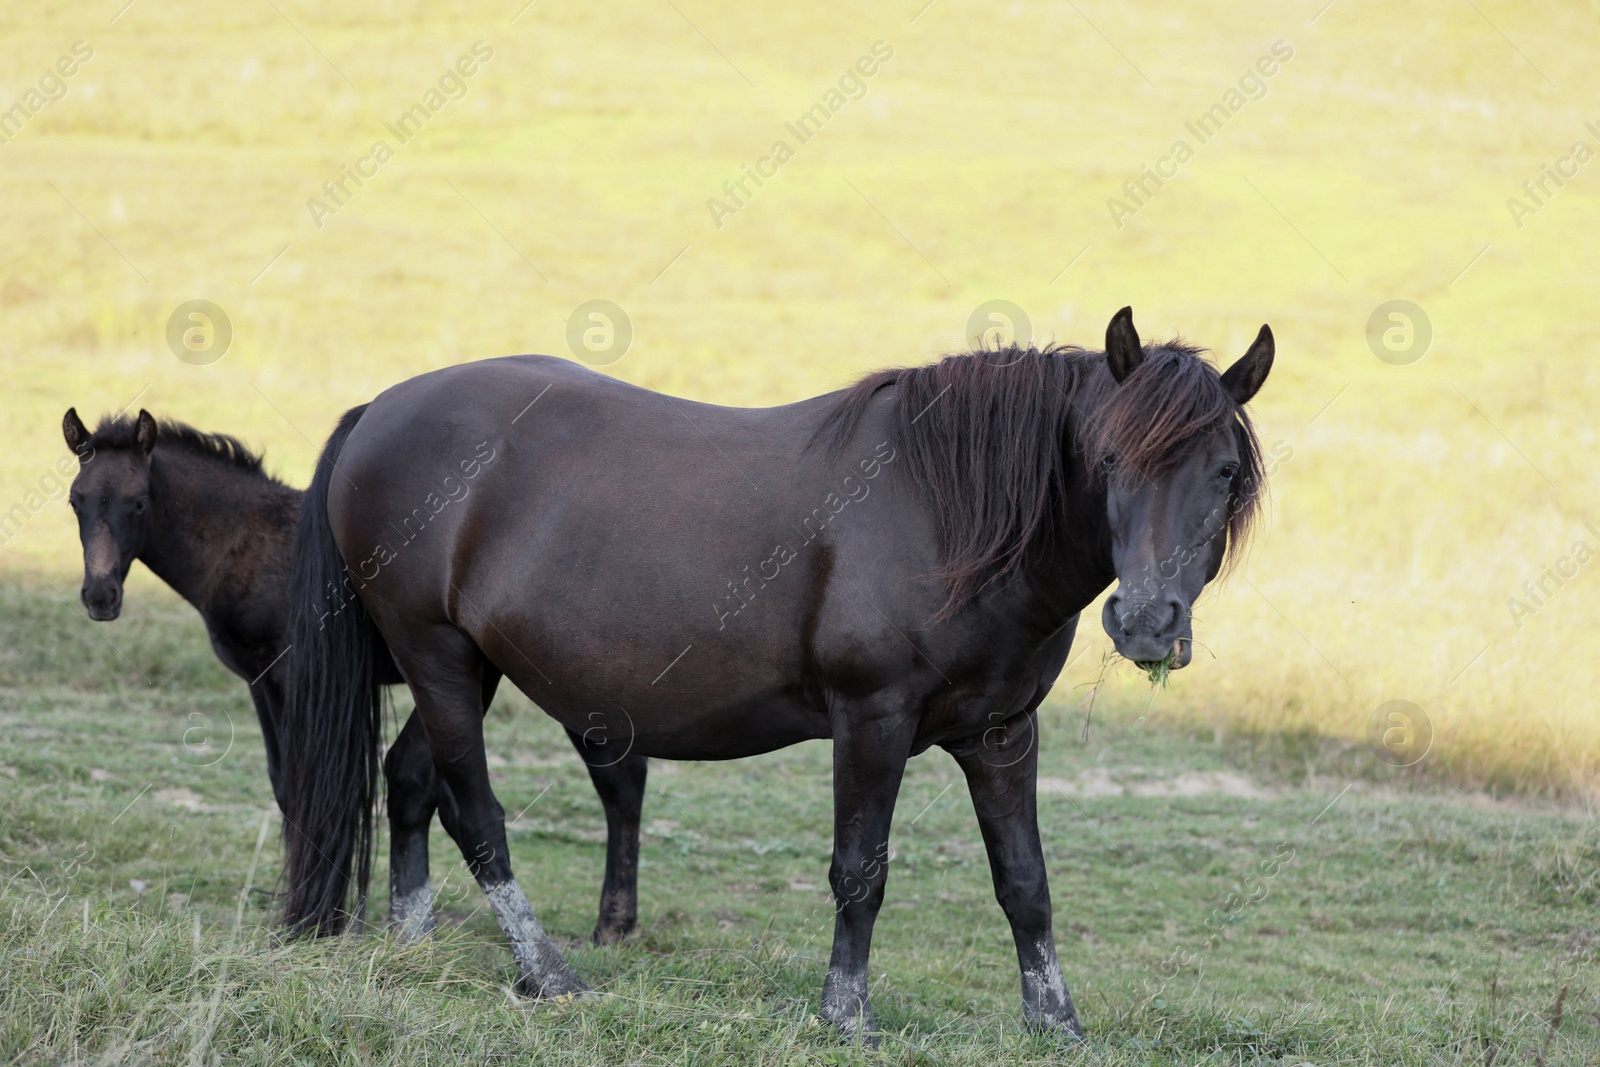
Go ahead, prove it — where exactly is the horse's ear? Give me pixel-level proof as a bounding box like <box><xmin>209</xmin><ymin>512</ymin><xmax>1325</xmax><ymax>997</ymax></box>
<box><xmin>1105</xmin><ymin>306</ymin><xmax>1143</xmax><ymax>383</ymax></box>
<box><xmin>1220</xmin><ymin>324</ymin><xmax>1274</xmax><ymax>405</ymax></box>
<box><xmin>63</xmin><ymin>408</ymin><xmax>90</xmax><ymax>458</ymax></box>
<box><xmin>134</xmin><ymin>409</ymin><xmax>157</xmax><ymax>457</ymax></box>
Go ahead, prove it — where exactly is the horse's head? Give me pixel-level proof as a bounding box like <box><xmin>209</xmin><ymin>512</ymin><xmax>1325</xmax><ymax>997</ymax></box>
<box><xmin>62</xmin><ymin>407</ymin><xmax>156</xmax><ymax>621</ymax></box>
<box><xmin>1086</xmin><ymin>308</ymin><xmax>1273</xmax><ymax>669</ymax></box>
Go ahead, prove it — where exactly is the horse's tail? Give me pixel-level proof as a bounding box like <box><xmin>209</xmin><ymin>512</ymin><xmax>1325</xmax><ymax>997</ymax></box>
<box><xmin>280</xmin><ymin>403</ymin><xmax>384</xmax><ymax>937</ymax></box>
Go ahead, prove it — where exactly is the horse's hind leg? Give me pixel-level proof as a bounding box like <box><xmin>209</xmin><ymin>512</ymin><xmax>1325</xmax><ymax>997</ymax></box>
<box><xmin>945</xmin><ymin>710</ymin><xmax>1081</xmax><ymax>1036</ymax></box>
<box><xmin>387</xmin><ymin>624</ymin><xmax>583</xmax><ymax>996</ymax></box>
<box><xmin>566</xmin><ymin>728</ymin><xmax>647</xmax><ymax>944</ymax></box>
<box><xmin>384</xmin><ymin>712</ymin><xmax>439</xmax><ymax>940</ymax></box>
<box><xmin>383</xmin><ymin>667</ymin><xmax>502</xmax><ymax>942</ymax></box>
<box><xmin>388</xmin><ymin>671</ymin><xmax>645</xmax><ymax>949</ymax></box>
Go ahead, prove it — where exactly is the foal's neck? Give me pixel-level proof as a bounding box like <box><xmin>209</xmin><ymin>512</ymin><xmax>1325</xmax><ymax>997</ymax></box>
<box><xmin>141</xmin><ymin>447</ymin><xmax>293</xmax><ymax>615</ymax></box>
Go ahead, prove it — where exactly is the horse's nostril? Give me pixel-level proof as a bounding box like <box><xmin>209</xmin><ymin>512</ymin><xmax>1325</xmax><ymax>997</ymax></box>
<box><xmin>82</xmin><ymin>582</ymin><xmax>121</xmax><ymax>613</ymax></box>
<box><xmin>1105</xmin><ymin>590</ymin><xmax>1184</xmax><ymax>638</ymax></box>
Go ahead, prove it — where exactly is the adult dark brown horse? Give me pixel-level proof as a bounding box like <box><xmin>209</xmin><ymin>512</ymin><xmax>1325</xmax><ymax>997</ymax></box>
<box><xmin>58</xmin><ymin>409</ymin><xmax>647</xmax><ymax>943</ymax></box>
<box><xmin>279</xmin><ymin>307</ymin><xmax>1274</xmax><ymax>1039</ymax></box>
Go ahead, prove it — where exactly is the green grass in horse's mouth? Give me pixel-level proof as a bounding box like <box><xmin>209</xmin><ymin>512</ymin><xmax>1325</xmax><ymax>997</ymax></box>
<box><xmin>1136</xmin><ymin>644</ymin><xmax>1180</xmax><ymax>687</ymax></box>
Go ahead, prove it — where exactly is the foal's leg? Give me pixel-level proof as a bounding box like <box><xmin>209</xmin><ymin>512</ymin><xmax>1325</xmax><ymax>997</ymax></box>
<box><xmin>945</xmin><ymin>711</ymin><xmax>1081</xmax><ymax>1035</ymax></box>
<box><xmin>390</xmin><ymin>627</ymin><xmax>583</xmax><ymax>996</ymax></box>
<box><xmin>565</xmin><ymin>728</ymin><xmax>647</xmax><ymax>944</ymax></box>
<box><xmin>820</xmin><ymin>696</ymin><xmax>917</xmax><ymax>1040</ymax></box>
<box><xmin>248</xmin><ymin>684</ymin><xmax>290</xmax><ymax>815</ymax></box>
<box><xmin>383</xmin><ymin>668</ymin><xmax>502</xmax><ymax>941</ymax></box>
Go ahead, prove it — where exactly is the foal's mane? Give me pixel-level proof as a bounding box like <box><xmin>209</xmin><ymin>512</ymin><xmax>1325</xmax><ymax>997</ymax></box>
<box><xmin>89</xmin><ymin>414</ymin><xmax>285</xmax><ymax>485</ymax></box>
<box><xmin>816</xmin><ymin>341</ymin><xmax>1263</xmax><ymax>614</ymax></box>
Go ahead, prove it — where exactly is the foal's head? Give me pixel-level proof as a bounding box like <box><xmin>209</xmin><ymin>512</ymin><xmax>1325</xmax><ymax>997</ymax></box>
<box><xmin>62</xmin><ymin>408</ymin><xmax>156</xmax><ymax>621</ymax></box>
<box><xmin>1084</xmin><ymin>308</ymin><xmax>1274</xmax><ymax>669</ymax></box>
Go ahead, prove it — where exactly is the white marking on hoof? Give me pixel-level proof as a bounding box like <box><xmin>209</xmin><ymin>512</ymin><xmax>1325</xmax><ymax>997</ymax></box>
<box><xmin>1022</xmin><ymin>944</ymin><xmax>1080</xmax><ymax>1032</ymax></box>
<box><xmin>820</xmin><ymin>974</ymin><xmax>876</xmax><ymax>1039</ymax></box>
<box><xmin>388</xmin><ymin>884</ymin><xmax>435</xmax><ymax>942</ymax></box>
<box><xmin>1022</xmin><ymin>948</ymin><xmax>1068</xmax><ymax>1006</ymax></box>
<box><xmin>483</xmin><ymin>880</ymin><xmax>587</xmax><ymax>998</ymax></box>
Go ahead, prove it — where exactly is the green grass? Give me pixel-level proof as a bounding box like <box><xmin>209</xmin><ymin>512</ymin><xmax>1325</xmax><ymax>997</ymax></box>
<box><xmin>1137</xmin><ymin>650</ymin><xmax>1177</xmax><ymax>689</ymax></box>
<box><xmin>2</xmin><ymin>577</ymin><xmax>1595</xmax><ymax>1064</ymax></box>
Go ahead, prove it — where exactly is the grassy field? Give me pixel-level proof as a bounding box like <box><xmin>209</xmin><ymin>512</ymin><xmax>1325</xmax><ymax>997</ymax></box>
<box><xmin>2</xmin><ymin>0</ymin><xmax>1599</xmax><ymax>1062</ymax></box>
<box><xmin>2</xmin><ymin>581</ymin><xmax>1597</xmax><ymax>1064</ymax></box>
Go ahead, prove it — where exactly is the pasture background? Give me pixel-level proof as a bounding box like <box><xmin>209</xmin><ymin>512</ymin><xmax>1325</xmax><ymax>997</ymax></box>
<box><xmin>1</xmin><ymin>0</ymin><xmax>1598</xmax><ymax>1063</ymax></box>
<box><xmin>2</xmin><ymin>0</ymin><xmax>1597</xmax><ymax>795</ymax></box>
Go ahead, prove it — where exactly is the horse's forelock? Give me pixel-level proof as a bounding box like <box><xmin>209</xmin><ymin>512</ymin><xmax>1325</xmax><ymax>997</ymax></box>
<box><xmin>1078</xmin><ymin>345</ymin><xmax>1265</xmax><ymax>573</ymax></box>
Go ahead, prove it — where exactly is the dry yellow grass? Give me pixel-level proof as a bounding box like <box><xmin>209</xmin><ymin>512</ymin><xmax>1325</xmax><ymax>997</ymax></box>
<box><xmin>1</xmin><ymin>0</ymin><xmax>1595</xmax><ymax>795</ymax></box>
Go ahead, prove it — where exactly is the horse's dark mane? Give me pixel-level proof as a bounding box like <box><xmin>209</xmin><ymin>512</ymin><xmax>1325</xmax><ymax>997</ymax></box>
<box><xmin>89</xmin><ymin>414</ymin><xmax>285</xmax><ymax>486</ymax></box>
<box><xmin>816</xmin><ymin>341</ymin><xmax>1263</xmax><ymax>615</ymax></box>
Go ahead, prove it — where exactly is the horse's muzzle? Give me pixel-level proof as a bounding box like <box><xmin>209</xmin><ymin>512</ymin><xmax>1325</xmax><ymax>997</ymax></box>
<box><xmin>82</xmin><ymin>579</ymin><xmax>122</xmax><ymax>621</ymax></box>
<box><xmin>1102</xmin><ymin>591</ymin><xmax>1190</xmax><ymax>667</ymax></box>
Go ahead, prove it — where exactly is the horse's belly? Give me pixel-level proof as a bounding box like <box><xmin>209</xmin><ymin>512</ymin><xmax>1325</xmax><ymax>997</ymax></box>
<box><xmin>525</xmin><ymin>678</ymin><xmax>831</xmax><ymax>761</ymax></box>
<box><xmin>637</xmin><ymin>705</ymin><xmax>830</xmax><ymax>760</ymax></box>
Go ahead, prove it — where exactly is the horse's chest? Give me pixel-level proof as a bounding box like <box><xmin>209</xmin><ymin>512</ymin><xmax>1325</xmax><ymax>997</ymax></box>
<box><xmin>909</xmin><ymin>621</ymin><xmax>1078</xmax><ymax>751</ymax></box>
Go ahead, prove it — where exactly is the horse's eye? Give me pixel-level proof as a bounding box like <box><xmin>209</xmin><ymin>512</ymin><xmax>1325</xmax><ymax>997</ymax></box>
<box><xmin>133</xmin><ymin>498</ymin><xmax>148</xmax><ymax>514</ymax></box>
<box><xmin>1101</xmin><ymin>455</ymin><xmax>1116</xmax><ymax>472</ymax></box>
<box><xmin>1219</xmin><ymin>463</ymin><xmax>1239</xmax><ymax>481</ymax></box>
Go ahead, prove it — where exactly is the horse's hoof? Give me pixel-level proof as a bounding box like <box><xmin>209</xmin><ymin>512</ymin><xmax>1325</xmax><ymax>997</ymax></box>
<box><xmin>388</xmin><ymin>887</ymin><xmax>436</xmax><ymax>943</ymax></box>
<box><xmin>517</xmin><ymin>967</ymin><xmax>591</xmax><ymax>1001</ymax></box>
<box><xmin>821</xmin><ymin>1020</ymin><xmax>883</xmax><ymax>1047</ymax></box>
<box><xmin>820</xmin><ymin>976</ymin><xmax>880</xmax><ymax>1044</ymax></box>
<box><xmin>590</xmin><ymin>921</ymin><xmax>637</xmax><ymax>946</ymax></box>
<box><xmin>820</xmin><ymin>1008</ymin><xmax>882</xmax><ymax>1046</ymax></box>
<box><xmin>387</xmin><ymin>914</ymin><xmax>435</xmax><ymax>944</ymax></box>
<box><xmin>1026</xmin><ymin>1008</ymin><xmax>1084</xmax><ymax>1039</ymax></box>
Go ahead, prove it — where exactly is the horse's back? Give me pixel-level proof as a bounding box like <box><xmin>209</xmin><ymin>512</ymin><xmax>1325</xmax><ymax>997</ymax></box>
<box><xmin>357</xmin><ymin>354</ymin><xmax>825</xmax><ymax>442</ymax></box>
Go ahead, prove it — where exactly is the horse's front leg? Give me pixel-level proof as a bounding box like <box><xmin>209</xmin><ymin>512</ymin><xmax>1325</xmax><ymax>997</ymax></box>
<box><xmin>945</xmin><ymin>710</ymin><xmax>1082</xmax><ymax>1036</ymax></box>
<box><xmin>820</xmin><ymin>693</ymin><xmax>918</xmax><ymax>1042</ymax></box>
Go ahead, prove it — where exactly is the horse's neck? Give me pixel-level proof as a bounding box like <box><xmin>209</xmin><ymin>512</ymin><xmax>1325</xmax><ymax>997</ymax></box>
<box><xmin>1028</xmin><ymin>468</ymin><xmax>1116</xmax><ymax>621</ymax></box>
<box><xmin>140</xmin><ymin>450</ymin><xmax>278</xmax><ymax>616</ymax></box>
